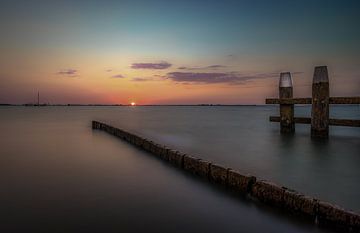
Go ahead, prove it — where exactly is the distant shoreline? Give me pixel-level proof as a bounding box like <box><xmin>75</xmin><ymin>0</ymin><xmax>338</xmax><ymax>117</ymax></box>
<box><xmin>1</xmin><ymin>104</ymin><xmax>358</xmax><ymax>107</ymax></box>
<box><xmin>0</xmin><ymin>104</ymin><xmax>262</xmax><ymax>107</ymax></box>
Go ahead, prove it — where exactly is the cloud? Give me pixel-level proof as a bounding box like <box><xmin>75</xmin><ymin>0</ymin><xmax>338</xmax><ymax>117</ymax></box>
<box><xmin>131</xmin><ymin>77</ymin><xmax>152</xmax><ymax>82</ymax></box>
<box><xmin>131</xmin><ymin>75</ymin><xmax>167</xmax><ymax>82</ymax></box>
<box><xmin>111</xmin><ymin>74</ymin><xmax>125</xmax><ymax>78</ymax></box>
<box><xmin>131</xmin><ymin>61</ymin><xmax>172</xmax><ymax>69</ymax></box>
<box><xmin>207</xmin><ymin>65</ymin><xmax>227</xmax><ymax>69</ymax></box>
<box><xmin>167</xmin><ymin>71</ymin><xmax>287</xmax><ymax>85</ymax></box>
<box><xmin>57</xmin><ymin>69</ymin><xmax>78</xmax><ymax>77</ymax></box>
<box><xmin>153</xmin><ymin>74</ymin><xmax>167</xmax><ymax>80</ymax></box>
<box><xmin>178</xmin><ymin>65</ymin><xmax>227</xmax><ymax>70</ymax></box>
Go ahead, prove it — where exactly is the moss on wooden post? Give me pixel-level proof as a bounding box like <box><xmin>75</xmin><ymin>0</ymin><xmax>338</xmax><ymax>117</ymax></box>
<box><xmin>311</xmin><ymin>66</ymin><xmax>329</xmax><ymax>138</ymax></box>
<box><xmin>279</xmin><ymin>72</ymin><xmax>295</xmax><ymax>133</ymax></box>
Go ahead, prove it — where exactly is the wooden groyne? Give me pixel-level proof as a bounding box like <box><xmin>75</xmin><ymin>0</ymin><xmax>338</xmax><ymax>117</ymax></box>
<box><xmin>92</xmin><ymin>120</ymin><xmax>360</xmax><ymax>232</ymax></box>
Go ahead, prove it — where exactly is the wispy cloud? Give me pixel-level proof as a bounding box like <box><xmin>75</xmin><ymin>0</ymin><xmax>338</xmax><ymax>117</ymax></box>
<box><xmin>178</xmin><ymin>65</ymin><xmax>227</xmax><ymax>70</ymax></box>
<box><xmin>153</xmin><ymin>74</ymin><xmax>167</xmax><ymax>78</ymax></box>
<box><xmin>207</xmin><ymin>65</ymin><xmax>227</xmax><ymax>69</ymax></box>
<box><xmin>167</xmin><ymin>71</ymin><xmax>290</xmax><ymax>85</ymax></box>
<box><xmin>131</xmin><ymin>61</ymin><xmax>172</xmax><ymax>69</ymax></box>
<box><xmin>131</xmin><ymin>77</ymin><xmax>152</xmax><ymax>82</ymax></box>
<box><xmin>131</xmin><ymin>75</ymin><xmax>167</xmax><ymax>82</ymax></box>
<box><xmin>111</xmin><ymin>74</ymin><xmax>125</xmax><ymax>78</ymax></box>
<box><xmin>57</xmin><ymin>69</ymin><xmax>78</xmax><ymax>77</ymax></box>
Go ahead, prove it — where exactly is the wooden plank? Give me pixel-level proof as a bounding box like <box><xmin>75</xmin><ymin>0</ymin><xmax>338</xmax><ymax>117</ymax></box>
<box><xmin>329</xmin><ymin>97</ymin><xmax>360</xmax><ymax>104</ymax></box>
<box><xmin>266</xmin><ymin>98</ymin><xmax>312</xmax><ymax>105</ymax></box>
<box><xmin>270</xmin><ymin>116</ymin><xmax>360</xmax><ymax>127</ymax></box>
<box><xmin>266</xmin><ymin>97</ymin><xmax>360</xmax><ymax>105</ymax></box>
<box><xmin>270</xmin><ymin>116</ymin><xmax>311</xmax><ymax>124</ymax></box>
<box><xmin>269</xmin><ymin>116</ymin><xmax>280</xmax><ymax>122</ymax></box>
<box><xmin>329</xmin><ymin>119</ymin><xmax>360</xmax><ymax>127</ymax></box>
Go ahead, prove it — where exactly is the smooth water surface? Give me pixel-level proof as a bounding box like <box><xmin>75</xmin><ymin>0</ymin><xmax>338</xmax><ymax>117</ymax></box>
<box><xmin>0</xmin><ymin>106</ymin><xmax>359</xmax><ymax>232</ymax></box>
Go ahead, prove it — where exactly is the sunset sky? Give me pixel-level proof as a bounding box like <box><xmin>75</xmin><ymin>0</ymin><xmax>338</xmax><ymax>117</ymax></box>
<box><xmin>0</xmin><ymin>0</ymin><xmax>359</xmax><ymax>104</ymax></box>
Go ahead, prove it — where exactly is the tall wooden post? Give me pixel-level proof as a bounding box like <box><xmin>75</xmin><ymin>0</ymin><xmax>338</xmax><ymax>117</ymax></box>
<box><xmin>279</xmin><ymin>72</ymin><xmax>295</xmax><ymax>133</ymax></box>
<box><xmin>311</xmin><ymin>66</ymin><xmax>329</xmax><ymax>138</ymax></box>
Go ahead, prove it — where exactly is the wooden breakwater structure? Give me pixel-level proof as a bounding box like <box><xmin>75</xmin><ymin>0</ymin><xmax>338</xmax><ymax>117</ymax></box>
<box><xmin>92</xmin><ymin>120</ymin><xmax>360</xmax><ymax>232</ymax></box>
<box><xmin>266</xmin><ymin>66</ymin><xmax>360</xmax><ymax>138</ymax></box>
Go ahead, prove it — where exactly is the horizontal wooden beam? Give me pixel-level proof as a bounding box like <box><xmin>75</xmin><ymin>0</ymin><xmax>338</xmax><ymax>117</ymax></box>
<box><xmin>269</xmin><ymin>116</ymin><xmax>360</xmax><ymax>127</ymax></box>
<box><xmin>269</xmin><ymin>116</ymin><xmax>311</xmax><ymax>124</ymax></box>
<box><xmin>329</xmin><ymin>118</ymin><xmax>360</xmax><ymax>127</ymax></box>
<box><xmin>266</xmin><ymin>98</ymin><xmax>312</xmax><ymax>104</ymax></box>
<box><xmin>329</xmin><ymin>97</ymin><xmax>360</xmax><ymax>104</ymax></box>
<box><xmin>266</xmin><ymin>97</ymin><xmax>360</xmax><ymax>105</ymax></box>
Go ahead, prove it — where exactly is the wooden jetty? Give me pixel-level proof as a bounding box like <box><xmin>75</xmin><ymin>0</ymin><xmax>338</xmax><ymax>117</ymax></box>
<box><xmin>266</xmin><ymin>66</ymin><xmax>360</xmax><ymax>137</ymax></box>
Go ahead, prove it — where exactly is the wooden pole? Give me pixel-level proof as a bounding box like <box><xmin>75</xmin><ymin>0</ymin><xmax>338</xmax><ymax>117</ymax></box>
<box><xmin>279</xmin><ymin>72</ymin><xmax>295</xmax><ymax>133</ymax></box>
<box><xmin>311</xmin><ymin>66</ymin><xmax>329</xmax><ymax>138</ymax></box>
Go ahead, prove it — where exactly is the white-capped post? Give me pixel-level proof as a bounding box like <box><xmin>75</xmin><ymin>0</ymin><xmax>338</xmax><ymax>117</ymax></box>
<box><xmin>279</xmin><ymin>72</ymin><xmax>295</xmax><ymax>133</ymax></box>
<box><xmin>311</xmin><ymin>66</ymin><xmax>329</xmax><ymax>138</ymax></box>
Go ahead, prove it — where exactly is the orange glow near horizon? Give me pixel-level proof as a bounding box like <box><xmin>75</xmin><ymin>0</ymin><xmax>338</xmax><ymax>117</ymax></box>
<box><xmin>1</xmin><ymin>54</ymin><xmax>359</xmax><ymax>105</ymax></box>
<box><xmin>0</xmin><ymin>1</ymin><xmax>360</xmax><ymax>105</ymax></box>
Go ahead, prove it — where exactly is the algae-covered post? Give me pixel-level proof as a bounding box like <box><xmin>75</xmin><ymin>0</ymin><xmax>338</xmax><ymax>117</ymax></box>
<box><xmin>311</xmin><ymin>66</ymin><xmax>330</xmax><ymax>138</ymax></box>
<box><xmin>279</xmin><ymin>72</ymin><xmax>295</xmax><ymax>133</ymax></box>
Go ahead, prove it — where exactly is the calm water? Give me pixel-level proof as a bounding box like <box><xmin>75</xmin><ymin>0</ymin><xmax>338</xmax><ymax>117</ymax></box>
<box><xmin>0</xmin><ymin>106</ymin><xmax>359</xmax><ymax>232</ymax></box>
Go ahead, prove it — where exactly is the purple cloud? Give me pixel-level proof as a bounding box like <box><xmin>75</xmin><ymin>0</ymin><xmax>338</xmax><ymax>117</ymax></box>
<box><xmin>167</xmin><ymin>71</ymin><xmax>285</xmax><ymax>85</ymax></box>
<box><xmin>112</xmin><ymin>74</ymin><xmax>125</xmax><ymax>78</ymax></box>
<box><xmin>131</xmin><ymin>61</ymin><xmax>172</xmax><ymax>69</ymax></box>
<box><xmin>206</xmin><ymin>65</ymin><xmax>227</xmax><ymax>69</ymax></box>
<box><xmin>178</xmin><ymin>65</ymin><xmax>227</xmax><ymax>70</ymax></box>
<box><xmin>153</xmin><ymin>74</ymin><xmax>167</xmax><ymax>79</ymax></box>
<box><xmin>131</xmin><ymin>77</ymin><xmax>154</xmax><ymax>82</ymax></box>
<box><xmin>131</xmin><ymin>75</ymin><xmax>168</xmax><ymax>82</ymax></box>
<box><xmin>57</xmin><ymin>69</ymin><xmax>78</xmax><ymax>77</ymax></box>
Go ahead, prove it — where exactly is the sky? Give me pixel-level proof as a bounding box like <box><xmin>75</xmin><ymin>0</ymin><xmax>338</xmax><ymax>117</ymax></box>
<box><xmin>0</xmin><ymin>0</ymin><xmax>359</xmax><ymax>104</ymax></box>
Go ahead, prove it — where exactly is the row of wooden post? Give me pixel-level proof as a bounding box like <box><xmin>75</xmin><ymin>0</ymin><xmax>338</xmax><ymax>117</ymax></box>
<box><xmin>279</xmin><ymin>66</ymin><xmax>329</xmax><ymax>137</ymax></box>
<box><xmin>270</xmin><ymin>66</ymin><xmax>359</xmax><ymax>138</ymax></box>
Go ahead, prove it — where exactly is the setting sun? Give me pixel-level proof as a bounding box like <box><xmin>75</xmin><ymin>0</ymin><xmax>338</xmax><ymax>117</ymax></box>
<box><xmin>131</xmin><ymin>102</ymin><xmax>136</xmax><ymax>106</ymax></box>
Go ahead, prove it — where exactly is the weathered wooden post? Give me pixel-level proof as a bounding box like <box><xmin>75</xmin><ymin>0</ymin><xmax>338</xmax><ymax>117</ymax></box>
<box><xmin>279</xmin><ymin>72</ymin><xmax>295</xmax><ymax>133</ymax></box>
<box><xmin>311</xmin><ymin>66</ymin><xmax>329</xmax><ymax>138</ymax></box>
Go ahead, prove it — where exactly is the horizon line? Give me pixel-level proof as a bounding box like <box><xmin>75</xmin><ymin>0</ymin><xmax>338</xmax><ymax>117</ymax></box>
<box><xmin>0</xmin><ymin>103</ymin><xmax>265</xmax><ymax>107</ymax></box>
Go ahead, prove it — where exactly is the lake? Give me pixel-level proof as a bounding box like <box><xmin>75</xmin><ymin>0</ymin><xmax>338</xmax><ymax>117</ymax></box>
<box><xmin>0</xmin><ymin>106</ymin><xmax>358</xmax><ymax>232</ymax></box>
